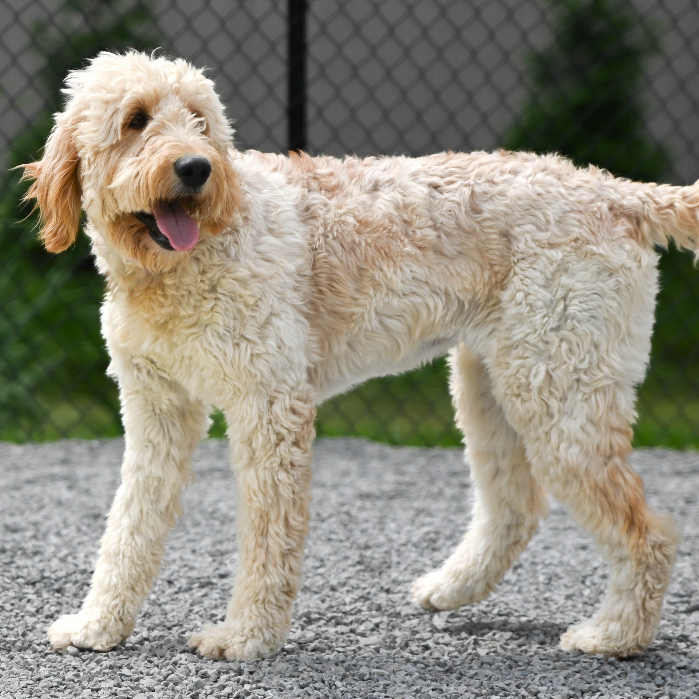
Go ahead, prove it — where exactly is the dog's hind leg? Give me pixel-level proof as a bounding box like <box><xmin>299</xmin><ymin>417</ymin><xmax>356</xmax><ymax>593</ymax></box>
<box><xmin>411</xmin><ymin>345</ymin><xmax>548</xmax><ymax>611</ymax></box>
<box><xmin>487</xmin><ymin>250</ymin><xmax>679</xmax><ymax>656</ymax></box>
<box><xmin>189</xmin><ymin>386</ymin><xmax>315</xmax><ymax>661</ymax></box>
<box><xmin>48</xmin><ymin>354</ymin><xmax>208</xmax><ymax>652</ymax></box>
<box><xmin>507</xmin><ymin>380</ymin><xmax>678</xmax><ymax>656</ymax></box>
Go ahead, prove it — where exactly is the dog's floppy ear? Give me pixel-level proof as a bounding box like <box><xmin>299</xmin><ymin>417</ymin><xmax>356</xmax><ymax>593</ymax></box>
<box><xmin>22</xmin><ymin>112</ymin><xmax>82</xmax><ymax>253</ymax></box>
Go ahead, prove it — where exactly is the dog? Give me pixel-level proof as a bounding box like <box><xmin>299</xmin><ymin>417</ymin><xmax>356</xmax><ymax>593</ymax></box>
<box><xmin>22</xmin><ymin>50</ymin><xmax>694</xmax><ymax>660</ymax></box>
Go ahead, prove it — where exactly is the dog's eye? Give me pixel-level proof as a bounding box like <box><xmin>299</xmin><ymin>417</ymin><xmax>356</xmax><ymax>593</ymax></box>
<box><xmin>128</xmin><ymin>112</ymin><xmax>150</xmax><ymax>130</ymax></box>
<box><xmin>193</xmin><ymin>111</ymin><xmax>207</xmax><ymax>131</ymax></box>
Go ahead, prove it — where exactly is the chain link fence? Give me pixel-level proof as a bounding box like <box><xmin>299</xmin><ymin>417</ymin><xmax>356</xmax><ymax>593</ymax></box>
<box><xmin>2</xmin><ymin>0</ymin><xmax>699</xmax><ymax>447</ymax></box>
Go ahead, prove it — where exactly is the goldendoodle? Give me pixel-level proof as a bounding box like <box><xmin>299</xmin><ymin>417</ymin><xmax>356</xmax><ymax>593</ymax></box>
<box><xmin>23</xmin><ymin>51</ymin><xmax>695</xmax><ymax>660</ymax></box>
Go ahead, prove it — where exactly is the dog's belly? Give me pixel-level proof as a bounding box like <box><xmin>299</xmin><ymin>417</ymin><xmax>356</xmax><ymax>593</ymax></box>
<box><xmin>313</xmin><ymin>333</ymin><xmax>461</xmax><ymax>404</ymax></box>
<box><xmin>310</xmin><ymin>286</ymin><xmax>494</xmax><ymax>404</ymax></box>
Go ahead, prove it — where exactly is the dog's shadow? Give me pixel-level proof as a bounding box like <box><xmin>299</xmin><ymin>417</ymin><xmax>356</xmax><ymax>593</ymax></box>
<box><xmin>434</xmin><ymin>615</ymin><xmax>565</xmax><ymax>644</ymax></box>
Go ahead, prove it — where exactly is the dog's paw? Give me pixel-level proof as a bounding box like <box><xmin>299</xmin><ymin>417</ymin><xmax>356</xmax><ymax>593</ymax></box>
<box><xmin>411</xmin><ymin>569</ymin><xmax>490</xmax><ymax>611</ymax></box>
<box><xmin>48</xmin><ymin>612</ymin><xmax>132</xmax><ymax>652</ymax></box>
<box><xmin>560</xmin><ymin>617</ymin><xmax>653</xmax><ymax>657</ymax></box>
<box><xmin>189</xmin><ymin>621</ymin><xmax>285</xmax><ymax>661</ymax></box>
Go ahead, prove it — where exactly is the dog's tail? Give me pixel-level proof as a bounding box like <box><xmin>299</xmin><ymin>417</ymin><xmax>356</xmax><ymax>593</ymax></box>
<box><xmin>609</xmin><ymin>177</ymin><xmax>699</xmax><ymax>256</ymax></box>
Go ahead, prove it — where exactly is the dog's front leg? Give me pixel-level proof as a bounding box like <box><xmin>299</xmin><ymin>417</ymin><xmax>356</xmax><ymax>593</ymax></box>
<box><xmin>190</xmin><ymin>388</ymin><xmax>315</xmax><ymax>661</ymax></box>
<box><xmin>48</xmin><ymin>355</ymin><xmax>208</xmax><ymax>652</ymax></box>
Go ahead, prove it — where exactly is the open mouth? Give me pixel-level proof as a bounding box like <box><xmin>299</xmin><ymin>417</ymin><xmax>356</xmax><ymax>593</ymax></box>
<box><xmin>134</xmin><ymin>211</ymin><xmax>175</xmax><ymax>250</ymax></box>
<box><xmin>132</xmin><ymin>200</ymin><xmax>200</xmax><ymax>252</ymax></box>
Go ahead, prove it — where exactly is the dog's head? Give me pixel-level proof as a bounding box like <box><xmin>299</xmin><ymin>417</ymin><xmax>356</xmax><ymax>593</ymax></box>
<box><xmin>22</xmin><ymin>51</ymin><xmax>240</xmax><ymax>272</ymax></box>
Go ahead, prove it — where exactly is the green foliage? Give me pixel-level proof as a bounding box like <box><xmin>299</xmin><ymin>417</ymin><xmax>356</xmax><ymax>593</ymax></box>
<box><xmin>0</xmin><ymin>0</ymin><xmax>159</xmax><ymax>441</ymax></box>
<box><xmin>316</xmin><ymin>359</ymin><xmax>462</xmax><ymax>447</ymax></box>
<box><xmin>504</xmin><ymin>0</ymin><xmax>669</xmax><ymax>182</ymax></box>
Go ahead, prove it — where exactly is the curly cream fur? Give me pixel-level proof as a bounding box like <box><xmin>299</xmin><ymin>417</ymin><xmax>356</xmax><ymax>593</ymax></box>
<box><xmin>22</xmin><ymin>51</ymin><xmax>695</xmax><ymax>660</ymax></box>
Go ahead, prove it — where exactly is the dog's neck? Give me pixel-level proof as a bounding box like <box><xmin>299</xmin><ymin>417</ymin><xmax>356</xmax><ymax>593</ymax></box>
<box><xmin>89</xmin><ymin>225</ymin><xmax>163</xmax><ymax>292</ymax></box>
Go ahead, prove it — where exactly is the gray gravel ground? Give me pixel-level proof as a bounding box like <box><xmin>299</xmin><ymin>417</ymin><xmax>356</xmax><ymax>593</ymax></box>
<box><xmin>1</xmin><ymin>438</ymin><xmax>698</xmax><ymax>698</ymax></box>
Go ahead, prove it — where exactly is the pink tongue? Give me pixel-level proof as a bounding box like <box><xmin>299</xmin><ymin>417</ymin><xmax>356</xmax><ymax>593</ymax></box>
<box><xmin>153</xmin><ymin>201</ymin><xmax>200</xmax><ymax>251</ymax></box>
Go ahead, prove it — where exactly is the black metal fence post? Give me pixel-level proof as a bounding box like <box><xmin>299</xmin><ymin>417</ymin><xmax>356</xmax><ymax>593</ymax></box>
<box><xmin>287</xmin><ymin>0</ymin><xmax>308</xmax><ymax>152</ymax></box>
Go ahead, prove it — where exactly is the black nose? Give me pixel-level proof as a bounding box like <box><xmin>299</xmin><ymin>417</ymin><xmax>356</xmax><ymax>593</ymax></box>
<box><xmin>174</xmin><ymin>155</ymin><xmax>211</xmax><ymax>189</ymax></box>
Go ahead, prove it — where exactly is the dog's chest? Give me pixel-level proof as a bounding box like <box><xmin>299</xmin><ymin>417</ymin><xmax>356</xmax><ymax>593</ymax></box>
<box><xmin>104</xmin><ymin>263</ymin><xmax>309</xmax><ymax>408</ymax></box>
<box><xmin>105</xmin><ymin>283</ymin><xmax>255</xmax><ymax>402</ymax></box>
